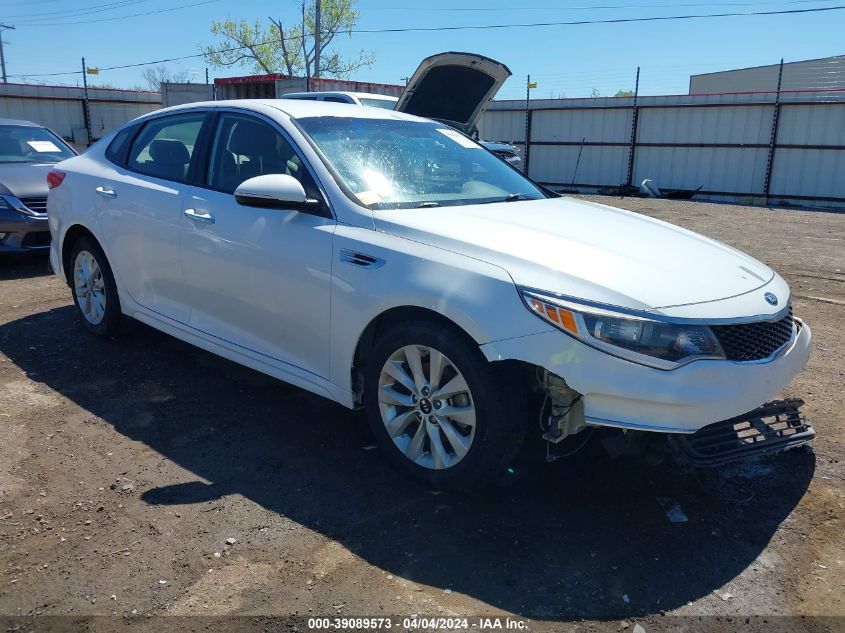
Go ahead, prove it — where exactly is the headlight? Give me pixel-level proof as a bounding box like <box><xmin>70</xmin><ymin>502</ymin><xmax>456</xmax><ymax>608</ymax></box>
<box><xmin>519</xmin><ymin>288</ymin><xmax>725</xmax><ymax>370</ymax></box>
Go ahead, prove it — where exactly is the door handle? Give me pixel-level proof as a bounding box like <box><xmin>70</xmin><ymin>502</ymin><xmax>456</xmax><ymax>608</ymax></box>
<box><xmin>95</xmin><ymin>186</ymin><xmax>117</xmax><ymax>199</ymax></box>
<box><xmin>183</xmin><ymin>208</ymin><xmax>215</xmax><ymax>224</ymax></box>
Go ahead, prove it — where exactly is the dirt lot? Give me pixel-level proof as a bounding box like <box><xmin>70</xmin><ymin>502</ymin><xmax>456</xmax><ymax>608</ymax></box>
<box><xmin>0</xmin><ymin>197</ymin><xmax>843</xmax><ymax>632</ymax></box>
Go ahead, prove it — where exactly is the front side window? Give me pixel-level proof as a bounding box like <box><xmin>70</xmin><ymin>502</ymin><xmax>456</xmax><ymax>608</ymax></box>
<box><xmin>0</xmin><ymin>125</ymin><xmax>75</xmax><ymax>164</ymax></box>
<box><xmin>296</xmin><ymin>116</ymin><xmax>545</xmax><ymax>209</ymax></box>
<box><xmin>127</xmin><ymin>114</ymin><xmax>205</xmax><ymax>183</ymax></box>
<box><xmin>206</xmin><ymin>113</ymin><xmax>315</xmax><ymax>197</ymax></box>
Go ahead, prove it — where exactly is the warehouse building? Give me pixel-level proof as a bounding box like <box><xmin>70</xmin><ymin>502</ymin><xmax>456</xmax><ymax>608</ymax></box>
<box><xmin>689</xmin><ymin>55</ymin><xmax>845</xmax><ymax>94</ymax></box>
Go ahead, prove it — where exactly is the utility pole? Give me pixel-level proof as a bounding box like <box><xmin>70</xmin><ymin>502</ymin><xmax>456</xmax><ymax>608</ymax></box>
<box><xmin>0</xmin><ymin>24</ymin><xmax>15</xmax><ymax>84</ymax></box>
<box><xmin>81</xmin><ymin>57</ymin><xmax>92</xmax><ymax>147</ymax></box>
<box><xmin>314</xmin><ymin>0</ymin><xmax>321</xmax><ymax>79</ymax></box>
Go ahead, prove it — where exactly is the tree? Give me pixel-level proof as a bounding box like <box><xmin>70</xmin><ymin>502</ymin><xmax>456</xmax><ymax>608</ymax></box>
<box><xmin>614</xmin><ymin>89</ymin><xmax>636</xmax><ymax>97</ymax></box>
<box><xmin>141</xmin><ymin>65</ymin><xmax>191</xmax><ymax>92</ymax></box>
<box><xmin>198</xmin><ymin>0</ymin><xmax>373</xmax><ymax>79</ymax></box>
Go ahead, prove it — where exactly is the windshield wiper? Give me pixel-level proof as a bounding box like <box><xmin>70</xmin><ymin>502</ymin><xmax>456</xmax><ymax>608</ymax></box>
<box><xmin>416</xmin><ymin>201</ymin><xmax>440</xmax><ymax>208</ymax></box>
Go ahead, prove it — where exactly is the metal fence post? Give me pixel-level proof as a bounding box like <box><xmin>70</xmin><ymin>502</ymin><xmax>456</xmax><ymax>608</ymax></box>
<box><xmin>625</xmin><ymin>66</ymin><xmax>640</xmax><ymax>188</ymax></box>
<box><xmin>81</xmin><ymin>57</ymin><xmax>92</xmax><ymax>147</ymax></box>
<box><xmin>763</xmin><ymin>59</ymin><xmax>784</xmax><ymax>202</ymax></box>
<box><xmin>524</xmin><ymin>74</ymin><xmax>532</xmax><ymax>174</ymax></box>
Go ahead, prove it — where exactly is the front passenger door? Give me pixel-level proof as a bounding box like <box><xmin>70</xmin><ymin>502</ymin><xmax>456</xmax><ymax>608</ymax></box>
<box><xmin>180</xmin><ymin>112</ymin><xmax>336</xmax><ymax>379</ymax></box>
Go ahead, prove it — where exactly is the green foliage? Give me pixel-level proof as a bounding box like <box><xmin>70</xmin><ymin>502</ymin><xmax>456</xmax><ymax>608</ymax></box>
<box><xmin>198</xmin><ymin>0</ymin><xmax>373</xmax><ymax>78</ymax></box>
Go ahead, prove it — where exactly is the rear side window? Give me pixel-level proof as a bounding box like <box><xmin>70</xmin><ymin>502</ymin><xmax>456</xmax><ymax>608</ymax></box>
<box><xmin>127</xmin><ymin>114</ymin><xmax>205</xmax><ymax>183</ymax></box>
<box><xmin>105</xmin><ymin>125</ymin><xmax>137</xmax><ymax>166</ymax></box>
<box><xmin>323</xmin><ymin>96</ymin><xmax>350</xmax><ymax>103</ymax></box>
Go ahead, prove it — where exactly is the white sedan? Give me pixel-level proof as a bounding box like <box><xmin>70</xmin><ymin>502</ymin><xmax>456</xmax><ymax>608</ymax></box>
<box><xmin>47</xmin><ymin>96</ymin><xmax>811</xmax><ymax>489</ymax></box>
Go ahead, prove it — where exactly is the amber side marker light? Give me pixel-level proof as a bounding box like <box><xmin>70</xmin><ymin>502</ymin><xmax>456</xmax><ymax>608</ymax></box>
<box><xmin>529</xmin><ymin>298</ymin><xmax>579</xmax><ymax>335</ymax></box>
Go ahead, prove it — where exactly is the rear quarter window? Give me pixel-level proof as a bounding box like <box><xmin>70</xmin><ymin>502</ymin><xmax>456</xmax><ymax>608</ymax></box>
<box><xmin>105</xmin><ymin>125</ymin><xmax>138</xmax><ymax>166</ymax></box>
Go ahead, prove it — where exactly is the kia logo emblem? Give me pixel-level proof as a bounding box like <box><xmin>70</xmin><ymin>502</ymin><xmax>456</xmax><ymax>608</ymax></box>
<box><xmin>764</xmin><ymin>292</ymin><xmax>778</xmax><ymax>306</ymax></box>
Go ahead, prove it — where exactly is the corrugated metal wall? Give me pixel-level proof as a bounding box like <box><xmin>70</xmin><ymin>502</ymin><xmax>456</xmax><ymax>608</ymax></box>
<box><xmin>479</xmin><ymin>91</ymin><xmax>845</xmax><ymax>208</ymax></box>
<box><xmin>0</xmin><ymin>83</ymin><xmax>161</xmax><ymax>152</ymax></box>
<box><xmin>689</xmin><ymin>56</ymin><xmax>845</xmax><ymax>94</ymax></box>
<box><xmin>161</xmin><ymin>82</ymin><xmax>214</xmax><ymax>107</ymax></box>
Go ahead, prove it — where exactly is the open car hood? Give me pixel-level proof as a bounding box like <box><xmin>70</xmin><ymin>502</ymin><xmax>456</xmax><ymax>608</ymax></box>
<box><xmin>395</xmin><ymin>52</ymin><xmax>511</xmax><ymax>133</ymax></box>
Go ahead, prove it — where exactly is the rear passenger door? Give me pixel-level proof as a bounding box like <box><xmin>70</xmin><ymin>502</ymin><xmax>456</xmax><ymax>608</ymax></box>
<box><xmin>98</xmin><ymin>112</ymin><xmax>209</xmax><ymax>323</ymax></box>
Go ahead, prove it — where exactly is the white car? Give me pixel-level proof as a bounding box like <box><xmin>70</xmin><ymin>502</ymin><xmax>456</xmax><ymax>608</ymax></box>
<box><xmin>47</xmin><ymin>79</ymin><xmax>812</xmax><ymax>489</ymax></box>
<box><xmin>280</xmin><ymin>90</ymin><xmax>399</xmax><ymax>110</ymax></box>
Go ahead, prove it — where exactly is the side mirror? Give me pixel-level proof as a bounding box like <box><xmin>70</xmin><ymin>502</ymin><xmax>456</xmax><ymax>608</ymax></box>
<box><xmin>234</xmin><ymin>174</ymin><xmax>319</xmax><ymax>211</ymax></box>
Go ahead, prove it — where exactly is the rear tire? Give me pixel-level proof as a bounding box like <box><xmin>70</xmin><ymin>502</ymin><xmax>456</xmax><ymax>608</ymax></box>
<box><xmin>69</xmin><ymin>236</ymin><xmax>123</xmax><ymax>337</ymax></box>
<box><xmin>364</xmin><ymin>321</ymin><xmax>525</xmax><ymax>491</ymax></box>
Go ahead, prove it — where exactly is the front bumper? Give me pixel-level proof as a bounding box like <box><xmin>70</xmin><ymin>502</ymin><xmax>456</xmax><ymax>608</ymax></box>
<box><xmin>0</xmin><ymin>207</ymin><xmax>50</xmax><ymax>252</ymax></box>
<box><xmin>481</xmin><ymin>319</ymin><xmax>812</xmax><ymax>434</ymax></box>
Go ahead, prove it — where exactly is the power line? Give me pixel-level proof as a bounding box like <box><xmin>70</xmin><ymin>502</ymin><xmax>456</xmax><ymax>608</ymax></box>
<box><xmin>360</xmin><ymin>0</ymin><xmax>840</xmax><ymax>10</ymax></box>
<box><xmin>10</xmin><ymin>0</ymin><xmax>221</xmax><ymax>27</ymax></box>
<box><xmin>350</xmin><ymin>4</ymin><xmax>845</xmax><ymax>33</ymax></box>
<box><xmin>7</xmin><ymin>3</ymin><xmax>845</xmax><ymax>78</ymax></box>
<box><xmin>5</xmin><ymin>0</ymin><xmax>152</xmax><ymax>21</ymax></box>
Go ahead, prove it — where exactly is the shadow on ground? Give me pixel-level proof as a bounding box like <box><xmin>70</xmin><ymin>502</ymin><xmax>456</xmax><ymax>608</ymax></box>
<box><xmin>0</xmin><ymin>253</ymin><xmax>52</xmax><ymax>281</ymax></box>
<box><xmin>0</xmin><ymin>305</ymin><xmax>815</xmax><ymax>620</ymax></box>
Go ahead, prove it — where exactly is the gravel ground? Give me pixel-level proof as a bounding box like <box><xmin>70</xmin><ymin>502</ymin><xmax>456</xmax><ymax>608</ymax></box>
<box><xmin>0</xmin><ymin>197</ymin><xmax>843</xmax><ymax>632</ymax></box>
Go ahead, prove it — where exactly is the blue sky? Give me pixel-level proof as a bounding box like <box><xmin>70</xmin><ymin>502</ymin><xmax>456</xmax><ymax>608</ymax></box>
<box><xmin>3</xmin><ymin>0</ymin><xmax>844</xmax><ymax>97</ymax></box>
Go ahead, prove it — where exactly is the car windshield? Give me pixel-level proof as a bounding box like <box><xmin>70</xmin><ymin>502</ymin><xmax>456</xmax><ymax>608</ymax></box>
<box><xmin>358</xmin><ymin>97</ymin><xmax>397</xmax><ymax>110</ymax></box>
<box><xmin>296</xmin><ymin>116</ymin><xmax>545</xmax><ymax>209</ymax></box>
<box><xmin>0</xmin><ymin>125</ymin><xmax>75</xmax><ymax>164</ymax></box>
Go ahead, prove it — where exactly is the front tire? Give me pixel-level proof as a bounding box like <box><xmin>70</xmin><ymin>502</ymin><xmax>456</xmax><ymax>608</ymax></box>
<box><xmin>69</xmin><ymin>237</ymin><xmax>123</xmax><ymax>337</ymax></box>
<box><xmin>364</xmin><ymin>321</ymin><xmax>525</xmax><ymax>491</ymax></box>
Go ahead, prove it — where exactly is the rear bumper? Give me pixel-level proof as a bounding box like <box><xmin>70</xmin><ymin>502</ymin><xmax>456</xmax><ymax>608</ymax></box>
<box><xmin>482</xmin><ymin>319</ymin><xmax>812</xmax><ymax>434</ymax></box>
<box><xmin>0</xmin><ymin>208</ymin><xmax>50</xmax><ymax>252</ymax></box>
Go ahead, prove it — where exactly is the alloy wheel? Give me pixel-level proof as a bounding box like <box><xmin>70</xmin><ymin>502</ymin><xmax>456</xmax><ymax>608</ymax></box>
<box><xmin>378</xmin><ymin>344</ymin><xmax>476</xmax><ymax>470</ymax></box>
<box><xmin>73</xmin><ymin>250</ymin><xmax>107</xmax><ymax>325</ymax></box>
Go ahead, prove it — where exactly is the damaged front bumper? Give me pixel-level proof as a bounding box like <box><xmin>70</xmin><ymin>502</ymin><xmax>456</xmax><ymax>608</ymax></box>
<box><xmin>670</xmin><ymin>398</ymin><xmax>814</xmax><ymax>466</ymax></box>
<box><xmin>482</xmin><ymin>318</ymin><xmax>812</xmax><ymax>435</ymax></box>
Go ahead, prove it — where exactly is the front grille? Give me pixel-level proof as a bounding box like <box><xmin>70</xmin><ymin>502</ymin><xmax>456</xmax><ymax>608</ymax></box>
<box><xmin>672</xmin><ymin>399</ymin><xmax>814</xmax><ymax>466</ymax></box>
<box><xmin>711</xmin><ymin>306</ymin><xmax>794</xmax><ymax>361</ymax></box>
<box><xmin>20</xmin><ymin>196</ymin><xmax>48</xmax><ymax>215</ymax></box>
<box><xmin>21</xmin><ymin>231</ymin><xmax>51</xmax><ymax>247</ymax></box>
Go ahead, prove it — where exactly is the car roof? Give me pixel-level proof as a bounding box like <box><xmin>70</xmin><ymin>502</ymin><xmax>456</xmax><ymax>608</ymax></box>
<box><xmin>0</xmin><ymin>118</ymin><xmax>43</xmax><ymax>127</ymax></box>
<box><xmin>145</xmin><ymin>98</ymin><xmax>427</xmax><ymax>123</ymax></box>
<box><xmin>281</xmin><ymin>91</ymin><xmax>397</xmax><ymax>100</ymax></box>
<box><xmin>349</xmin><ymin>92</ymin><xmax>398</xmax><ymax>100</ymax></box>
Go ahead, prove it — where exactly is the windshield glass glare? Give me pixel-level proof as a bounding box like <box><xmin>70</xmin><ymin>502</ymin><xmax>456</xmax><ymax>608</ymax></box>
<box><xmin>0</xmin><ymin>125</ymin><xmax>75</xmax><ymax>164</ymax></box>
<box><xmin>296</xmin><ymin>116</ymin><xmax>545</xmax><ymax>209</ymax></box>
